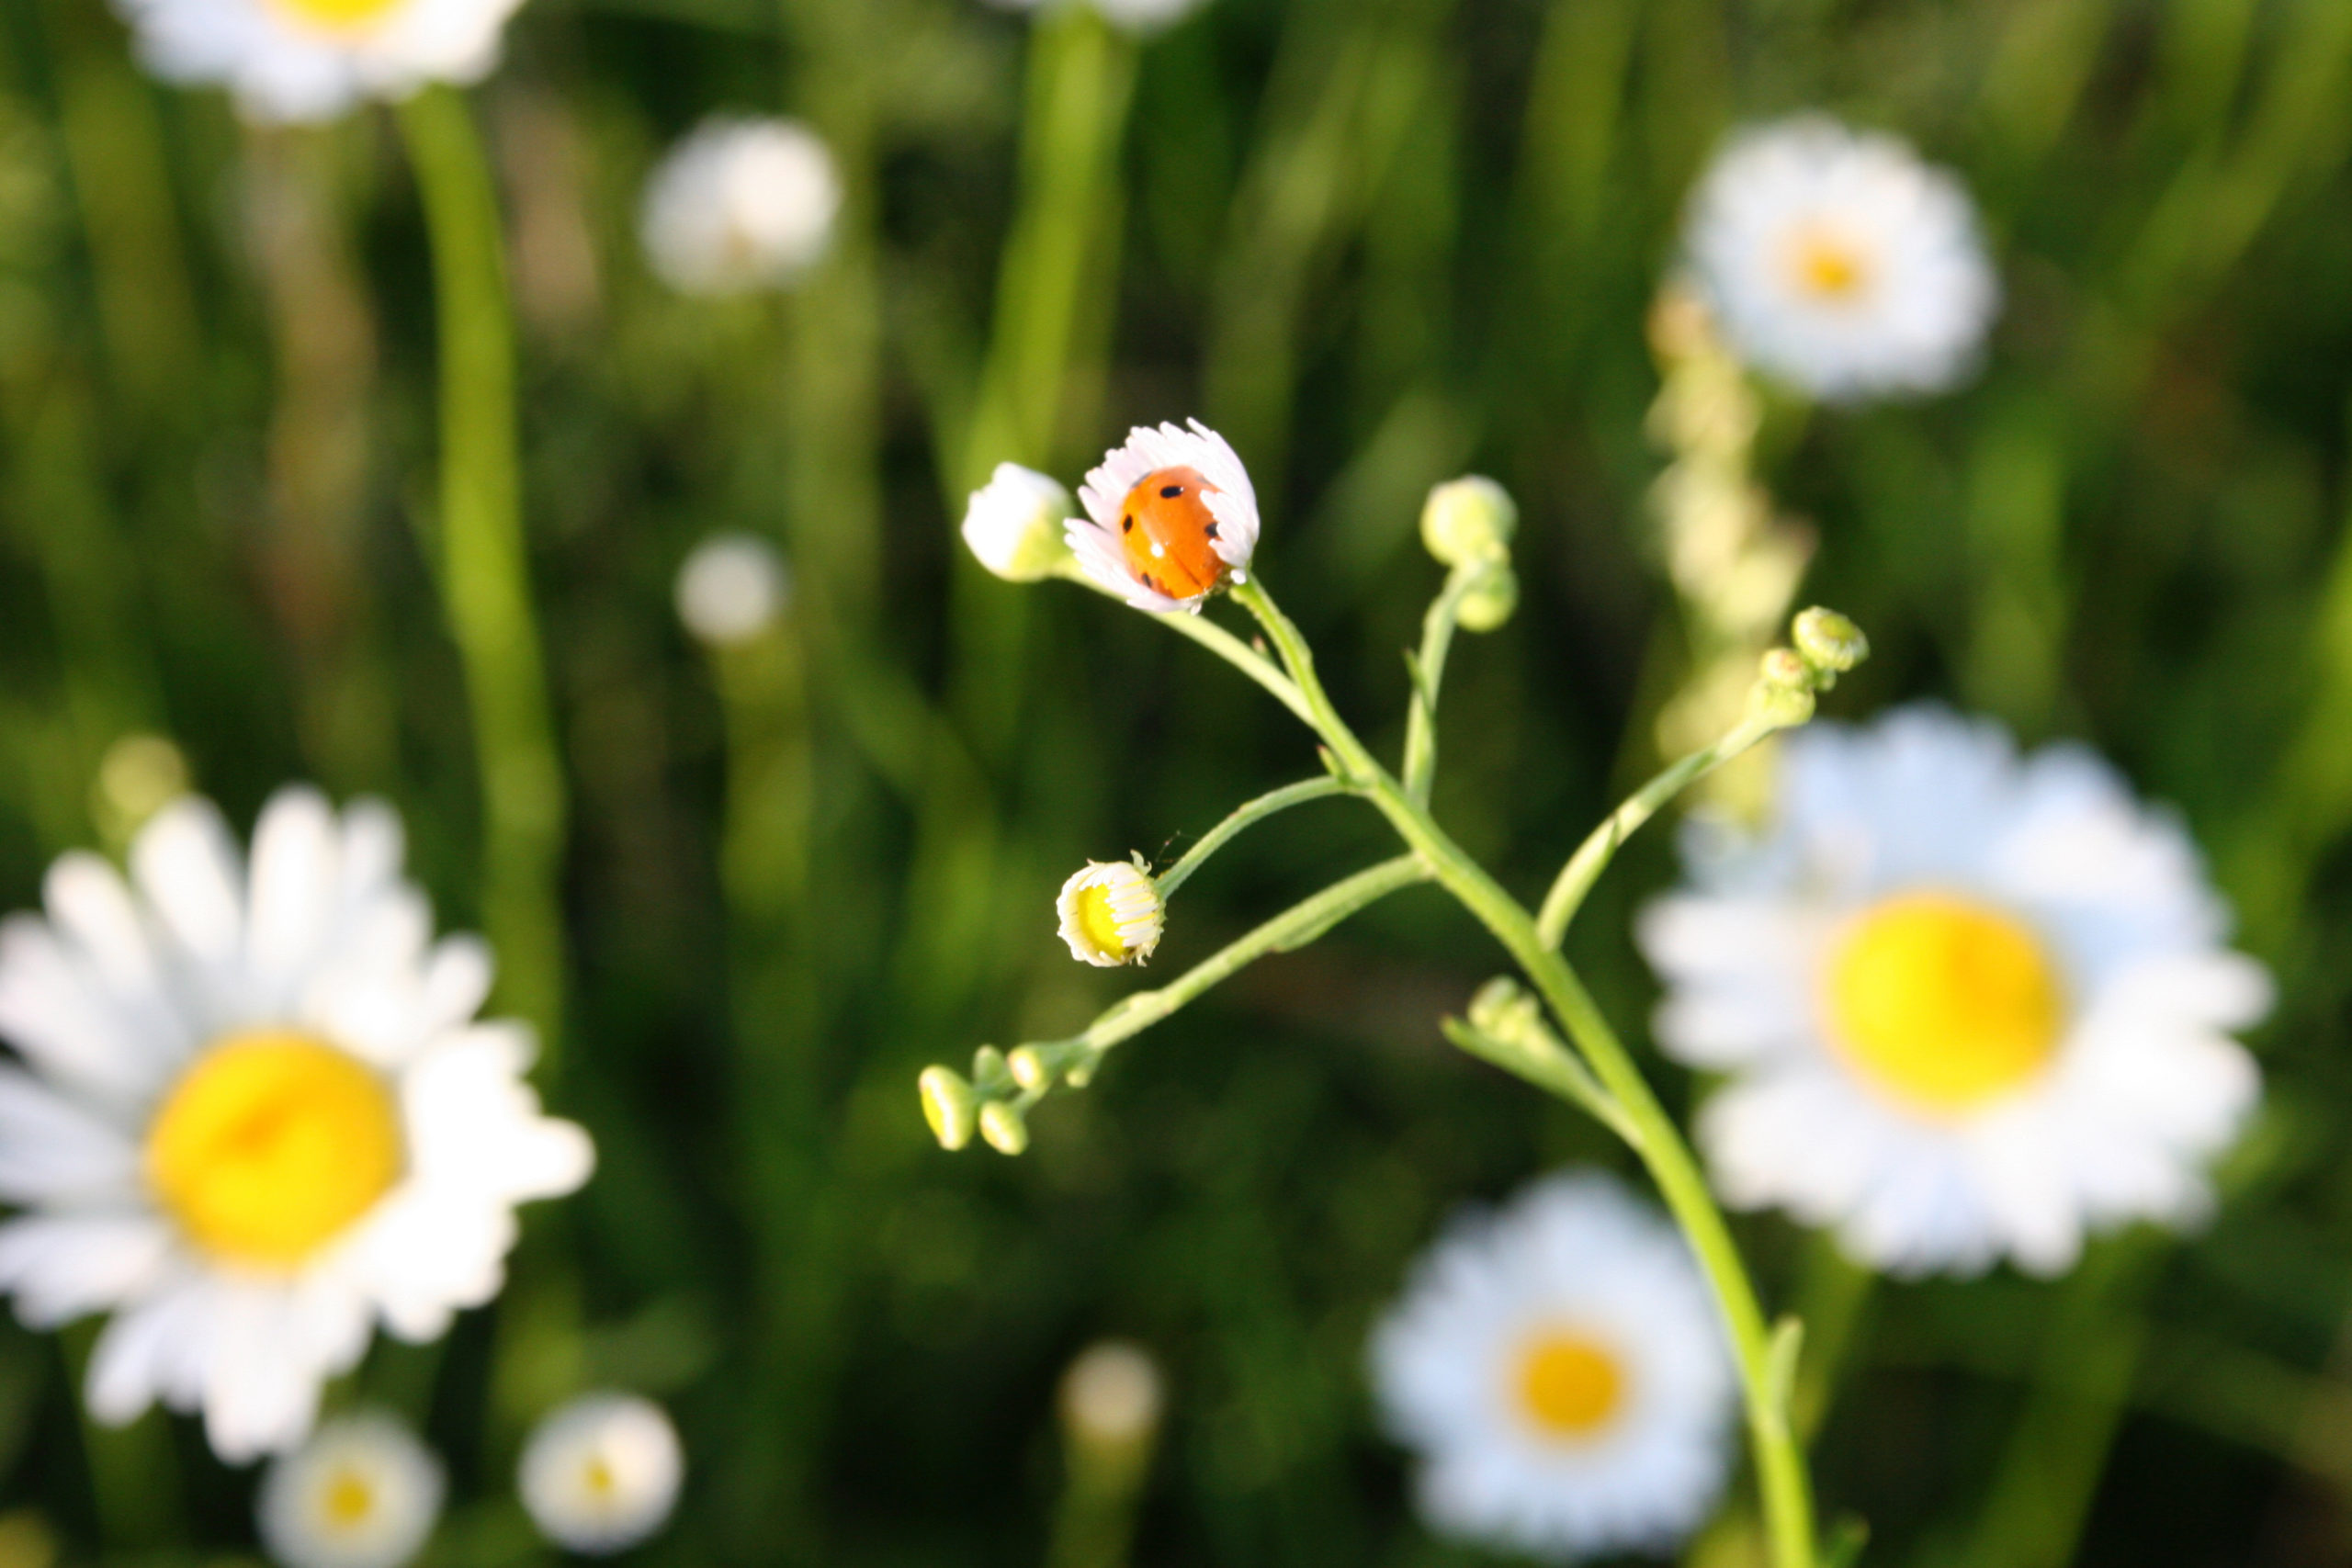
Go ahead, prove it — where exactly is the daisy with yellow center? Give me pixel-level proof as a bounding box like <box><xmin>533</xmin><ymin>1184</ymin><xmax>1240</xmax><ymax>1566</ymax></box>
<box><xmin>518</xmin><ymin>1393</ymin><xmax>684</xmax><ymax>1555</ymax></box>
<box><xmin>256</xmin><ymin>1412</ymin><xmax>444</xmax><ymax>1568</ymax></box>
<box><xmin>1370</xmin><ymin>1173</ymin><xmax>1736</xmax><ymax>1561</ymax></box>
<box><xmin>111</xmin><ymin>0</ymin><xmax>527</xmax><ymax>122</ymax></box>
<box><xmin>0</xmin><ymin>788</ymin><xmax>593</xmax><ymax>1461</ymax></box>
<box><xmin>1055</xmin><ymin>859</ymin><xmax>1165</xmax><ymax>967</ymax></box>
<box><xmin>1640</xmin><ymin>705</ymin><xmax>2268</xmax><ymax>1277</ymax></box>
<box><xmin>1683</xmin><ymin>115</ymin><xmax>1997</xmax><ymax>400</ymax></box>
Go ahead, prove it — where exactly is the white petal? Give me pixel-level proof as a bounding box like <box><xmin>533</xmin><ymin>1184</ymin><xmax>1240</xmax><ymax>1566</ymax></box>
<box><xmin>0</xmin><ymin>1213</ymin><xmax>172</xmax><ymax>1328</ymax></box>
<box><xmin>0</xmin><ymin>916</ymin><xmax>171</xmax><ymax>1107</ymax></box>
<box><xmin>244</xmin><ymin>785</ymin><xmax>342</xmax><ymax>1009</ymax></box>
<box><xmin>0</xmin><ymin>1066</ymin><xmax>140</xmax><ymax>1202</ymax></box>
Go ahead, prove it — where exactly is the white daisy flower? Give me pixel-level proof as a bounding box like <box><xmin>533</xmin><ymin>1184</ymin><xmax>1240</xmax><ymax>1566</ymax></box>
<box><xmin>1683</xmin><ymin>115</ymin><xmax>1998</xmax><ymax>400</ymax></box>
<box><xmin>1069</xmin><ymin>421</ymin><xmax>1260</xmax><ymax>615</ymax></box>
<box><xmin>1371</xmin><ymin>1171</ymin><xmax>1736</xmax><ymax>1562</ymax></box>
<box><xmin>1059</xmin><ymin>1340</ymin><xmax>1162</xmax><ymax>1449</ymax></box>
<box><xmin>256</xmin><ymin>1411</ymin><xmax>444</xmax><ymax>1568</ymax></box>
<box><xmin>639</xmin><ymin>118</ymin><xmax>840</xmax><ymax>298</ymax></box>
<box><xmin>962</xmin><ymin>463</ymin><xmax>1075</xmax><ymax>583</ymax></box>
<box><xmin>1055</xmin><ymin>859</ymin><xmax>1163</xmax><ymax>967</ymax></box>
<box><xmin>0</xmin><ymin>787</ymin><xmax>594</xmax><ymax>1461</ymax></box>
<box><xmin>674</xmin><ymin>533</ymin><xmax>789</xmax><ymax>648</ymax></box>
<box><xmin>1640</xmin><ymin>705</ymin><xmax>2268</xmax><ymax>1279</ymax></box>
<box><xmin>113</xmin><ymin>0</ymin><xmax>523</xmax><ymax>124</ymax></box>
<box><xmin>518</xmin><ymin>1393</ymin><xmax>684</xmax><ymax>1555</ymax></box>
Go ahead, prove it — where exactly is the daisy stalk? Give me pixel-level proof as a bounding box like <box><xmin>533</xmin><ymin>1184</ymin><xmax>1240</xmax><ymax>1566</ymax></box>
<box><xmin>396</xmin><ymin>85</ymin><xmax>567</xmax><ymax>1055</ymax></box>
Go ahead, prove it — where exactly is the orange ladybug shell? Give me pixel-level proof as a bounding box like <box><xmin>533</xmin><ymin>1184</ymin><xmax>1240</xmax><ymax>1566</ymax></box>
<box><xmin>1117</xmin><ymin>467</ymin><xmax>1227</xmax><ymax>601</ymax></box>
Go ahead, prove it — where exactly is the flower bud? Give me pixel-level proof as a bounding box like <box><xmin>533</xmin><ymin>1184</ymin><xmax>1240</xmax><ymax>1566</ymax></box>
<box><xmin>919</xmin><ymin>1066</ymin><xmax>978</xmax><ymax>1151</ymax></box>
<box><xmin>1060</xmin><ymin>1341</ymin><xmax>1164</xmax><ymax>1451</ymax></box>
<box><xmin>1455</xmin><ymin>563</ymin><xmax>1519</xmax><ymax>633</ymax></box>
<box><xmin>1420</xmin><ymin>477</ymin><xmax>1518</xmax><ymax>569</ymax></box>
<box><xmin>962</xmin><ymin>463</ymin><xmax>1075</xmax><ymax>582</ymax></box>
<box><xmin>1792</xmin><ymin>606</ymin><xmax>1869</xmax><ymax>678</ymax></box>
<box><xmin>1057</xmin><ymin>858</ymin><xmax>1166</xmax><ymax>967</ymax></box>
<box><xmin>1747</xmin><ymin>648</ymin><xmax>1817</xmax><ymax>728</ymax></box>
<box><xmin>1466</xmin><ymin>976</ymin><xmax>1543</xmax><ymax>1043</ymax></box>
<box><xmin>978</xmin><ymin>1100</ymin><xmax>1030</xmax><ymax>1156</ymax></box>
<box><xmin>1008</xmin><ymin>1044</ymin><xmax>1049</xmax><ymax>1091</ymax></box>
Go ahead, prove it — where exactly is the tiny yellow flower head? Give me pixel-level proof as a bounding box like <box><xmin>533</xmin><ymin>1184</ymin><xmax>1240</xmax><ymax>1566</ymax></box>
<box><xmin>962</xmin><ymin>463</ymin><xmax>1075</xmax><ymax>582</ymax></box>
<box><xmin>1056</xmin><ymin>857</ymin><xmax>1164</xmax><ymax>967</ymax></box>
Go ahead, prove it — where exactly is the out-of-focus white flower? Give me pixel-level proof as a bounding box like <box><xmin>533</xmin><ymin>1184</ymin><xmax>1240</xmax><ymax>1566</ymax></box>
<box><xmin>1640</xmin><ymin>705</ymin><xmax>2268</xmax><ymax>1279</ymax></box>
<box><xmin>675</xmin><ymin>534</ymin><xmax>789</xmax><ymax>648</ymax></box>
<box><xmin>518</xmin><ymin>1393</ymin><xmax>684</xmax><ymax>1555</ymax></box>
<box><xmin>1069</xmin><ymin>421</ymin><xmax>1260</xmax><ymax>615</ymax></box>
<box><xmin>962</xmin><ymin>463</ymin><xmax>1075</xmax><ymax>583</ymax></box>
<box><xmin>1683</xmin><ymin>116</ymin><xmax>1998</xmax><ymax>400</ymax></box>
<box><xmin>0</xmin><ymin>788</ymin><xmax>594</xmax><ymax>1461</ymax></box>
<box><xmin>981</xmin><ymin>0</ymin><xmax>1210</xmax><ymax>35</ymax></box>
<box><xmin>1371</xmin><ymin>1172</ymin><xmax>1736</xmax><ymax>1562</ymax></box>
<box><xmin>257</xmin><ymin>1412</ymin><xmax>444</xmax><ymax>1568</ymax></box>
<box><xmin>1055</xmin><ymin>859</ymin><xmax>1163</xmax><ymax>967</ymax></box>
<box><xmin>112</xmin><ymin>0</ymin><xmax>524</xmax><ymax>123</ymax></box>
<box><xmin>1060</xmin><ymin>1340</ymin><xmax>1162</xmax><ymax>1448</ymax></box>
<box><xmin>639</xmin><ymin>118</ymin><xmax>840</xmax><ymax>297</ymax></box>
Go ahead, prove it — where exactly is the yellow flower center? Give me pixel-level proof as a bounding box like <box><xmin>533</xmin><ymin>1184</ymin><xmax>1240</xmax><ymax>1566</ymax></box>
<box><xmin>1826</xmin><ymin>892</ymin><xmax>2064</xmax><ymax>1115</ymax></box>
<box><xmin>323</xmin><ymin>1469</ymin><xmax>376</xmax><ymax>1528</ymax></box>
<box><xmin>583</xmin><ymin>1455</ymin><xmax>618</xmax><ymax>1499</ymax></box>
<box><xmin>270</xmin><ymin>0</ymin><xmax>405</xmax><ymax>28</ymax></box>
<box><xmin>145</xmin><ymin>1032</ymin><xmax>403</xmax><ymax>1269</ymax></box>
<box><xmin>1786</xmin><ymin>228</ymin><xmax>1871</xmax><ymax>303</ymax></box>
<box><xmin>1074</xmin><ymin>885</ymin><xmax>1128</xmax><ymax>960</ymax></box>
<box><xmin>1514</xmin><ymin>1330</ymin><xmax>1624</xmax><ymax>1441</ymax></box>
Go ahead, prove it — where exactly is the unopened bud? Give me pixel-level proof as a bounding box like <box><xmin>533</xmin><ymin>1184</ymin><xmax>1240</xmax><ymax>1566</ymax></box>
<box><xmin>1456</xmin><ymin>563</ymin><xmax>1520</xmax><ymax>633</ymax></box>
<box><xmin>1748</xmin><ymin>648</ymin><xmax>1817</xmax><ymax>728</ymax></box>
<box><xmin>919</xmin><ymin>1066</ymin><xmax>978</xmax><ymax>1151</ymax></box>
<box><xmin>1792</xmin><ymin>607</ymin><xmax>1868</xmax><ymax>678</ymax></box>
<box><xmin>962</xmin><ymin>463</ymin><xmax>1074</xmax><ymax>582</ymax></box>
<box><xmin>1008</xmin><ymin>1044</ymin><xmax>1049</xmax><ymax>1091</ymax></box>
<box><xmin>1420</xmin><ymin>477</ymin><xmax>1518</xmax><ymax>569</ymax></box>
<box><xmin>972</xmin><ymin>1045</ymin><xmax>1013</xmax><ymax>1093</ymax></box>
<box><xmin>1466</xmin><ymin>976</ymin><xmax>1542</xmax><ymax>1043</ymax></box>
<box><xmin>978</xmin><ymin>1100</ymin><xmax>1030</xmax><ymax>1156</ymax></box>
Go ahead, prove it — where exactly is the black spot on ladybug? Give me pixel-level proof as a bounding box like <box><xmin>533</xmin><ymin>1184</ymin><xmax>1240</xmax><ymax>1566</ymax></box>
<box><xmin>1203</xmin><ymin>521</ymin><xmax>1220</xmax><ymax>539</ymax></box>
<box><xmin>1138</xmin><ymin>572</ymin><xmax>1157</xmax><ymax>592</ymax></box>
<box><xmin>1122</xmin><ymin>513</ymin><xmax>1134</xmax><ymax>533</ymax></box>
<box><xmin>1159</xmin><ymin>484</ymin><xmax>1184</xmax><ymax>499</ymax></box>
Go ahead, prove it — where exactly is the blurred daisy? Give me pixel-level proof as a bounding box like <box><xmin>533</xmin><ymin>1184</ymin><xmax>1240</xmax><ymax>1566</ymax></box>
<box><xmin>963</xmin><ymin>463</ymin><xmax>1074</xmax><ymax>583</ymax></box>
<box><xmin>1056</xmin><ymin>859</ymin><xmax>1163</xmax><ymax>967</ymax></box>
<box><xmin>674</xmin><ymin>533</ymin><xmax>789</xmax><ymax>648</ymax></box>
<box><xmin>113</xmin><ymin>0</ymin><xmax>524</xmax><ymax>123</ymax></box>
<box><xmin>1069</xmin><ymin>421</ymin><xmax>1259</xmax><ymax>615</ymax></box>
<box><xmin>1640</xmin><ymin>705</ymin><xmax>2267</xmax><ymax>1278</ymax></box>
<box><xmin>640</xmin><ymin>118</ymin><xmax>840</xmax><ymax>297</ymax></box>
<box><xmin>518</xmin><ymin>1393</ymin><xmax>684</xmax><ymax>1555</ymax></box>
<box><xmin>1683</xmin><ymin>116</ymin><xmax>1997</xmax><ymax>400</ymax></box>
<box><xmin>257</xmin><ymin>1412</ymin><xmax>443</xmax><ymax>1568</ymax></box>
<box><xmin>981</xmin><ymin>0</ymin><xmax>1209</xmax><ymax>34</ymax></box>
<box><xmin>1371</xmin><ymin>1172</ymin><xmax>1736</xmax><ymax>1561</ymax></box>
<box><xmin>0</xmin><ymin>788</ymin><xmax>594</xmax><ymax>1461</ymax></box>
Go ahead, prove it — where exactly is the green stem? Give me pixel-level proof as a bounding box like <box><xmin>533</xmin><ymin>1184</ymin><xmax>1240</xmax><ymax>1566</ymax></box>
<box><xmin>1533</xmin><ymin>713</ymin><xmax>1778</xmax><ymax>948</ymax></box>
<box><xmin>1400</xmin><ymin>558</ymin><xmax>1487</xmax><ymax>805</ymax></box>
<box><xmin>1231</xmin><ymin>576</ymin><xmax>1817</xmax><ymax>1568</ymax></box>
<box><xmin>1053</xmin><ymin>562</ymin><xmax>1317</xmax><ymax>728</ymax></box>
<box><xmin>1154</xmin><ymin>776</ymin><xmax>1345</xmax><ymax>898</ymax></box>
<box><xmin>397</xmin><ymin>86</ymin><xmax>567</xmax><ymax>1057</ymax></box>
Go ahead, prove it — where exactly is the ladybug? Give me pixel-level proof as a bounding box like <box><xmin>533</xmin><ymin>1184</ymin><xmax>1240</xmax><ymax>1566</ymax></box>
<box><xmin>1117</xmin><ymin>466</ymin><xmax>1228</xmax><ymax>601</ymax></box>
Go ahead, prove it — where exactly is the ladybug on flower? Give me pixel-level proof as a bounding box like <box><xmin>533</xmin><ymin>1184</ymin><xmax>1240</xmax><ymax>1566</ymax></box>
<box><xmin>1068</xmin><ymin>420</ymin><xmax>1261</xmax><ymax>614</ymax></box>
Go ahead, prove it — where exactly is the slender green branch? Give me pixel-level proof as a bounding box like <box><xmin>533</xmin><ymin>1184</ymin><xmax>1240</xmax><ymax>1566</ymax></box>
<box><xmin>1155</xmin><ymin>776</ymin><xmax>1347</xmax><ymax>898</ymax></box>
<box><xmin>1231</xmin><ymin>574</ymin><xmax>1818</xmax><ymax>1568</ymax></box>
<box><xmin>1533</xmin><ymin>713</ymin><xmax>1780</xmax><ymax>949</ymax></box>
<box><xmin>1441</xmin><ymin>998</ymin><xmax>1636</xmax><ymax>1145</ymax></box>
<box><xmin>396</xmin><ymin>86</ymin><xmax>567</xmax><ymax>1057</ymax></box>
<box><xmin>1055</xmin><ymin>562</ymin><xmax>1317</xmax><ymax>727</ymax></box>
<box><xmin>1400</xmin><ymin>558</ymin><xmax>1490</xmax><ymax>804</ymax></box>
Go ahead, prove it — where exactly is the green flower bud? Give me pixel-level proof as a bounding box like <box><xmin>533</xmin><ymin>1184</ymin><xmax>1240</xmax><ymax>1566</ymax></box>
<box><xmin>919</xmin><ymin>1066</ymin><xmax>978</xmax><ymax>1151</ymax></box>
<box><xmin>1456</xmin><ymin>563</ymin><xmax>1520</xmax><ymax>633</ymax></box>
<box><xmin>978</xmin><ymin>1100</ymin><xmax>1030</xmax><ymax>1156</ymax></box>
<box><xmin>1420</xmin><ymin>477</ymin><xmax>1519</xmax><ymax>569</ymax></box>
<box><xmin>1008</xmin><ymin>1044</ymin><xmax>1049</xmax><ymax>1091</ymax></box>
<box><xmin>1466</xmin><ymin>976</ymin><xmax>1543</xmax><ymax>1043</ymax></box>
<box><xmin>1792</xmin><ymin>607</ymin><xmax>1869</xmax><ymax>678</ymax></box>
<box><xmin>1748</xmin><ymin>648</ymin><xmax>1817</xmax><ymax>728</ymax></box>
<box><xmin>972</xmin><ymin>1044</ymin><xmax>1013</xmax><ymax>1093</ymax></box>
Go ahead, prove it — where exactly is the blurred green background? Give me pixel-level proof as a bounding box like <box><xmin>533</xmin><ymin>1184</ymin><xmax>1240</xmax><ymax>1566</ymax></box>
<box><xmin>6</xmin><ymin>0</ymin><xmax>2352</xmax><ymax>1563</ymax></box>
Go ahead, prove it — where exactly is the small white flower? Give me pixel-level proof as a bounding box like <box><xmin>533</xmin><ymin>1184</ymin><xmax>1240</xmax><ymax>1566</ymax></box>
<box><xmin>1069</xmin><ymin>421</ymin><xmax>1260</xmax><ymax>615</ymax></box>
<box><xmin>1371</xmin><ymin>1171</ymin><xmax>1736</xmax><ymax>1562</ymax></box>
<box><xmin>1640</xmin><ymin>705</ymin><xmax>2268</xmax><ymax>1279</ymax></box>
<box><xmin>1059</xmin><ymin>1340</ymin><xmax>1162</xmax><ymax>1448</ymax></box>
<box><xmin>257</xmin><ymin>1412</ymin><xmax>444</xmax><ymax>1568</ymax></box>
<box><xmin>962</xmin><ymin>464</ymin><xmax>1075</xmax><ymax>583</ymax></box>
<box><xmin>113</xmin><ymin>0</ymin><xmax>523</xmax><ymax>123</ymax></box>
<box><xmin>518</xmin><ymin>1393</ymin><xmax>684</xmax><ymax>1555</ymax></box>
<box><xmin>1683</xmin><ymin>116</ymin><xmax>1998</xmax><ymax>400</ymax></box>
<box><xmin>639</xmin><ymin>118</ymin><xmax>840</xmax><ymax>297</ymax></box>
<box><xmin>0</xmin><ymin>787</ymin><xmax>594</xmax><ymax>1461</ymax></box>
<box><xmin>675</xmin><ymin>534</ymin><xmax>789</xmax><ymax>648</ymax></box>
<box><xmin>980</xmin><ymin>0</ymin><xmax>1210</xmax><ymax>35</ymax></box>
<box><xmin>1055</xmin><ymin>859</ymin><xmax>1164</xmax><ymax>967</ymax></box>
